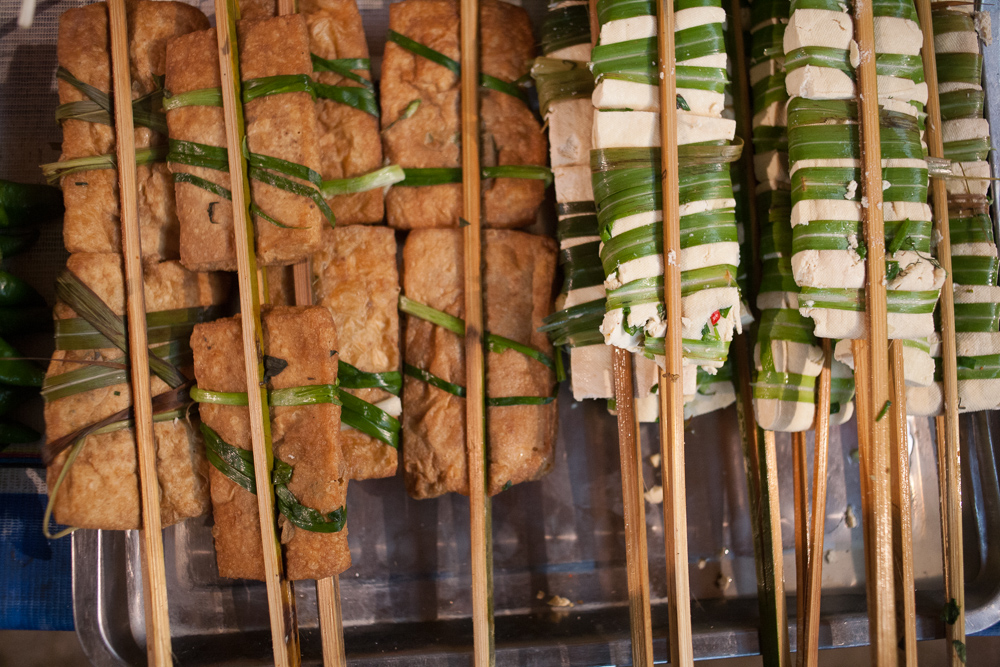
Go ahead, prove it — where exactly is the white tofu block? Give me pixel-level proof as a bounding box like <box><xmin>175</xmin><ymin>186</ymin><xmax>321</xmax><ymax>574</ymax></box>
<box><xmin>954</xmin><ymin>284</ymin><xmax>1000</xmax><ymax>303</ymax></box>
<box><xmin>680</xmin><ymin>286</ymin><xmax>743</xmax><ymax>340</ymax></box>
<box><xmin>876</xmin><ymin>77</ymin><xmax>929</xmax><ymax>106</ymax></box>
<box><xmin>943</xmin><ymin>118</ymin><xmax>991</xmax><ymax>142</ymax></box>
<box><xmin>959</xmin><ymin>380</ymin><xmax>1000</xmax><ymax>412</ymax></box>
<box><xmin>686</xmin><ymin>385</ymin><xmax>736</xmax><ymax>418</ymax></box>
<box><xmin>755</xmin><ymin>397</ymin><xmax>817</xmax><ymax>432</ymax></box>
<box><xmin>946</xmin><ymin>161</ymin><xmax>992</xmax><ymax>197</ymax></box>
<box><xmin>792</xmin><ymin>249</ymin><xmax>866</xmax><ymax>289</ymax></box>
<box><xmin>564</xmin><ymin>284</ymin><xmax>606</xmax><ymax>308</ymax></box>
<box><xmin>600</xmin><ymin>15</ymin><xmax>657</xmax><ymax>44</ymax></box>
<box><xmin>553</xmin><ymin>165</ymin><xmax>594</xmax><ymax>202</ymax></box>
<box><xmin>570</xmin><ymin>344</ymin><xmax>614</xmax><ymax>400</ymax></box>
<box><xmin>881</xmin><ymin>97</ymin><xmax>922</xmax><ymax>118</ymax></box>
<box><xmin>678</xmin><ymin>112</ymin><xmax>737</xmax><ymax>144</ymax></box>
<box><xmin>754</xmin><ymin>150</ymin><xmax>790</xmax><ymax>188</ymax></box>
<box><xmin>677</xmin><ymin>88</ymin><xmax>727</xmax><ymax>116</ymax></box>
<box><xmin>957</xmin><ymin>331</ymin><xmax>1000</xmax><ymax>357</ymax></box>
<box><xmin>608</xmin><ymin>254</ymin><xmax>664</xmax><ymax>289</ymax></box>
<box><xmin>755</xmin><ymin>339</ymin><xmax>824</xmax><ymax>376</ymax></box>
<box><xmin>753</xmin><ymin>100</ymin><xmax>787</xmax><ymax>128</ymax></box>
<box><xmin>593</xmin><ymin>79</ymin><xmax>659</xmax><ymax>112</ymax></box>
<box><xmin>757</xmin><ymin>291</ymin><xmax>799</xmax><ymax>311</ymax></box>
<box><xmin>549</xmin><ymin>98</ymin><xmax>594</xmax><ymax>168</ymax></box>
<box><xmin>678</xmin><ymin>198</ymin><xmax>737</xmax><ymax>217</ymax></box>
<box><xmin>601</xmin><ymin>307</ymin><xmax>645</xmax><ymax>352</ymax></box>
<box><xmin>791</xmin><ymin>199</ymin><xmax>861</xmax><ymax>227</ymax></box>
<box><xmin>798</xmin><ymin>307</ymin><xmax>864</xmax><ymax>339</ymax></box>
<box><xmin>679</xmin><ymin>241</ymin><xmax>740</xmax><ymax>272</ymax></box>
<box><xmin>609</xmin><ymin>211</ymin><xmax>661</xmax><ymax>238</ymax></box>
<box><xmin>939</xmin><ymin>81</ymin><xmax>982</xmax><ymax>93</ymax></box>
<box><xmin>750</xmin><ymin>58</ymin><xmax>782</xmax><ymax>86</ymax></box>
<box><xmin>785</xmin><ymin>66</ymin><xmax>856</xmax><ymax>100</ymax></box>
<box><xmin>935</xmin><ymin>31</ymin><xmax>981</xmax><ymax>54</ymax></box>
<box><xmin>873</xmin><ymin>17</ymin><xmax>923</xmax><ymax>55</ymax></box>
<box><xmin>952</xmin><ymin>242</ymin><xmax>999</xmax><ymax>258</ymax></box>
<box><xmin>829</xmin><ymin>399</ymin><xmax>855</xmax><ymax>425</ymax></box>
<box><xmin>548</xmin><ymin>44</ymin><xmax>592</xmax><ymax>61</ymax></box>
<box><xmin>680</xmin><ymin>54</ymin><xmax>728</xmax><ymax>68</ymax></box>
<box><xmin>902</xmin><ymin>344</ymin><xmax>936</xmax><ymax>387</ymax></box>
<box><xmin>785</xmin><ymin>9</ymin><xmax>854</xmax><ymax>52</ymax></box>
<box><xmin>635</xmin><ymin>395</ymin><xmax>661</xmax><ymax>422</ymax></box>
<box><xmin>593</xmin><ymin>110</ymin><xmax>659</xmax><ymax>148</ymax></box>
<box><xmin>561</xmin><ymin>235</ymin><xmax>600</xmax><ymax>250</ymax></box>
<box><xmin>888</xmin><ymin>251</ymin><xmax>947</xmax><ymax>292</ymax></box>
<box><xmin>883</xmin><ymin>201</ymin><xmax>933</xmax><ymax>222</ymax></box>
<box><xmin>907</xmin><ymin>383</ymin><xmax>943</xmax><ymax>416</ymax></box>
<box><xmin>675</xmin><ymin>6</ymin><xmax>726</xmax><ymax>31</ymax></box>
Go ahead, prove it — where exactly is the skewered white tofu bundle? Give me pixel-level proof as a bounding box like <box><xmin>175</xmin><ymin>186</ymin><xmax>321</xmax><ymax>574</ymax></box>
<box><xmin>906</xmin><ymin>4</ymin><xmax>999</xmax><ymax>415</ymax></box>
<box><xmin>783</xmin><ymin>0</ymin><xmax>945</xmax><ymax>343</ymax></box>
<box><xmin>590</xmin><ymin>0</ymin><xmax>743</xmax><ymax>375</ymax></box>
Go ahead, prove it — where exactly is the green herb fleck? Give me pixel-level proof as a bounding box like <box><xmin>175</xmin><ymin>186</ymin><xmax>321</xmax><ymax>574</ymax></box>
<box><xmin>830</xmin><ymin>402</ymin><xmax>841</xmax><ymax>415</ymax></box>
<box><xmin>953</xmin><ymin>640</ymin><xmax>967</xmax><ymax>664</ymax></box>
<box><xmin>849</xmin><ymin>448</ymin><xmax>860</xmax><ymax>463</ymax></box>
<box><xmin>886</xmin><ymin>261</ymin><xmax>901</xmax><ymax>282</ymax></box>
<box><xmin>942</xmin><ymin>598</ymin><xmax>961</xmax><ymax>625</ymax></box>
<box><xmin>876</xmin><ymin>400</ymin><xmax>891</xmax><ymax>421</ymax></box>
<box><xmin>113</xmin><ymin>390</ymin><xmax>121</xmax><ymax>396</ymax></box>
<box><xmin>888</xmin><ymin>218</ymin><xmax>913</xmax><ymax>255</ymax></box>
<box><xmin>676</xmin><ymin>95</ymin><xmax>690</xmax><ymax>111</ymax></box>
<box><xmin>263</xmin><ymin>355</ymin><xmax>288</xmax><ymax>382</ymax></box>
<box><xmin>502</xmin><ymin>480</ymin><xmax>513</xmax><ymax>492</ymax></box>
<box><xmin>459</xmin><ymin>217</ymin><xmax>471</xmax><ymax>228</ymax></box>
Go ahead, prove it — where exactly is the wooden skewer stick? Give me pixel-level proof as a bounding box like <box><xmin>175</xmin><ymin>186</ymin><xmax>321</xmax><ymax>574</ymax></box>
<box><xmin>888</xmin><ymin>341</ymin><xmax>917</xmax><ymax>665</ymax></box>
<box><xmin>613</xmin><ymin>349</ymin><xmax>655</xmax><ymax>666</ymax></box>
<box><xmin>107</xmin><ymin>1</ymin><xmax>172</xmax><ymax>663</ymax></box>
<box><xmin>586</xmin><ymin>4</ymin><xmax>654</xmax><ymax>662</ymax></box>
<box><xmin>803</xmin><ymin>339</ymin><xmax>832</xmax><ymax>665</ymax></box>
<box><xmin>458</xmin><ymin>1</ymin><xmax>494</xmax><ymax>665</ymax></box>
<box><xmin>852</xmin><ymin>0</ymin><xmax>898</xmax><ymax>661</ymax></box>
<box><xmin>267</xmin><ymin>0</ymin><xmax>349</xmax><ymax>662</ymax></box>
<box><xmin>914</xmin><ymin>1</ymin><xmax>965</xmax><ymax>663</ymax></box>
<box><xmin>214</xmin><ymin>1</ymin><xmax>301</xmax><ymax>664</ymax></box>
<box><xmin>791</xmin><ymin>430</ymin><xmax>809</xmax><ymax>665</ymax></box>
<box><xmin>654</xmin><ymin>0</ymin><xmax>694</xmax><ymax>663</ymax></box>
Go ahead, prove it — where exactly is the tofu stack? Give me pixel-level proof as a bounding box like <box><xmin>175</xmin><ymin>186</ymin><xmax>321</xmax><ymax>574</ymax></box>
<box><xmin>191</xmin><ymin>308</ymin><xmax>351</xmax><ymax>581</ymax></box>
<box><xmin>590</xmin><ymin>0</ymin><xmax>744</xmax><ymax>376</ymax></box>
<box><xmin>380</xmin><ymin>0</ymin><xmax>547</xmax><ymax>229</ymax></box>
<box><xmin>164</xmin><ymin>14</ymin><xmax>330</xmax><ymax>271</ymax></box>
<box><xmin>907</xmin><ymin>4</ymin><xmax>998</xmax><ymax>415</ymax></box>
<box><xmin>783</xmin><ymin>0</ymin><xmax>945</xmax><ymax>348</ymax></box>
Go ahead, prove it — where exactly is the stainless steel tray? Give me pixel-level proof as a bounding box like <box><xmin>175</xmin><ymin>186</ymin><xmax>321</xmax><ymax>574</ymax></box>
<box><xmin>72</xmin><ymin>396</ymin><xmax>1000</xmax><ymax>665</ymax></box>
<box><xmin>0</xmin><ymin>0</ymin><xmax>995</xmax><ymax>663</ymax></box>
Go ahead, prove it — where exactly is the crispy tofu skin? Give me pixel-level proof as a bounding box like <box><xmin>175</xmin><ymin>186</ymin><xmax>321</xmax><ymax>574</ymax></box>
<box><xmin>313</xmin><ymin>226</ymin><xmax>400</xmax><ymax>479</ymax></box>
<box><xmin>240</xmin><ymin>0</ymin><xmax>276</xmax><ymax>20</ymax></box>
<box><xmin>381</xmin><ymin>0</ymin><xmax>546</xmax><ymax>229</ymax></box>
<box><xmin>191</xmin><ymin>307</ymin><xmax>350</xmax><ymax>581</ymax></box>
<box><xmin>44</xmin><ymin>254</ymin><xmax>228</xmax><ymax>530</ymax></box>
<box><xmin>402</xmin><ymin>229</ymin><xmax>558</xmax><ymax>498</ymax></box>
<box><xmin>165</xmin><ymin>28</ymin><xmax>236</xmax><ymax>272</ymax></box>
<box><xmin>302</xmin><ymin>0</ymin><xmax>384</xmax><ymax>224</ymax></box>
<box><xmin>240</xmin><ymin>15</ymin><xmax>327</xmax><ymax>266</ymax></box>
<box><xmin>58</xmin><ymin>2</ymin><xmax>208</xmax><ymax>260</ymax></box>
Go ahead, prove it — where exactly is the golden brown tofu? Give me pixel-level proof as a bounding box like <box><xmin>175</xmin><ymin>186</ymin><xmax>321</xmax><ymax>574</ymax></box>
<box><xmin>302</xmin><ymin>0</ymin><xmax>384</xmax><ymax>224</ymax></box>
<box><xmin>402</xmin><ymin>229</ymin><xmax>558</xmax><ymax>498</ymax></box>
<box><xmin>313</xmin><ymin>226</ymin><xmax>400</xmax><ymax>480</ymax></box>
<box><xmin>191</xmin><ymin>307</ymin><xmax>350</xmax><ymax>581</ymax></box>
<box><xmin>381</xmin><ymin>0</ymin><xmax>546</xmax><ymax>230</ymax></box>
<box><xmin>44</xmin><ymin>254</ymin><xmax>229</xmax><ymax>530</ymax></box>
<box><xmin>166</xmin><ymin>17</ymin><xmax>327</xmax><ymax>270</ymax></box>
<box><xmin>58</xmin><ymin>2</ymin><xmax>208</xmax><ymax>260</ymax></box>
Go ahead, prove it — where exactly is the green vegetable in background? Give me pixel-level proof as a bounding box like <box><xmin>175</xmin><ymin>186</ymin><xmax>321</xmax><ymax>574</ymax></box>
<box><xmin>0</xmin><ymin>385</ymin><xmax>29</xmax><ymax>416</ymax></box>
<box><xmin>0</xmin><ymin>336</ymin><xmax>45</xmax><ymax>387</ymax></box>
<box><xmin>0</xmin><ymin>306</ymin><xmax>51</xmax><ymax>336</ymax></box>
<box><xmin>0</xmin><ymin>420</ymin><xmax>40</xmax><ymax>444</ymax></box>
<box><xmin>0</xmin><ymin>226</ymin><xmax>40</xmax><ymax>259</ymax></box>
<box><xmin>0</xmin><ymin>179</ymin><xmax>63</xmax><ymax>228</ymax></box>
<box><xmin>0</xmin><ymin>269</ymin><xmax>45</xmax><ymax>306</ymax></box>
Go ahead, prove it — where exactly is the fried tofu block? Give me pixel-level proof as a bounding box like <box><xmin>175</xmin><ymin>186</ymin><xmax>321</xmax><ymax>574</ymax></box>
<box><xmin>302</xmin><ymin>0</ymin><xmax>384</xmax><ymax>224</ymax></box>
<box><xmin>191</xmin><ymin>307</ymin><xmax>350</xmax><ymax>581</ymax></box>
<box><xmin>313</xmin><ymin>226</ymin><xmax>400</xmax><ymax>480</ymax></box>
<box><xmin>58</xmin><ymin>2</ymin><xmax>208</xmax><ymax>260</ymax></box>
<box><xmin>166</xmin><ymin>17</ymin><xmax>326</xmax><ymax>270</ymax></box>
<box><xmin>381</xmin><ymin>0</ymin><xmax>546</xmax><ymax>229</ymax></box>
<box><xmin>241</xmin><ymin>15</ymin><xmax>326</xmax><ymax>265</ymax></box>
<box><xmin>240</xmin><ymin>0</ymin><xmax>276</xmax><ymax>20</ymax></box>
<box><xmin>44</xmin><ymin>254</ymin><xmax>228</xmax><ymax>530</ymax></box>
<box><xmin>402</xmin><ymin>229</ymin><xmax>558</xmax><ymax>498</ymax></box>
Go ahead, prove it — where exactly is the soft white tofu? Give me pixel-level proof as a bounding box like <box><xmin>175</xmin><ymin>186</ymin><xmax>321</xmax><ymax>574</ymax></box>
<box><xmin>943</xmin><ymin>118</ymin><xmax>991</xmax><ymax>143</ymax></box>
<box><xmin>593</xmin><ymin>110</ymin><xmax>659</xmax><ymax>148</ymax></box>
<box><xmin>677</xmin><ymin>88</ymin><xmax>727</xmax><ymax>116</ymax></box>
<box><xmin>570</xmin><ymin>344</ymin><xmax>614</xmax><ymax>400</ymax></box>
<box><xmin>750</xmin><ymin>58</ymin><xmax>781</xmax><ymax>86</ymax></box>
<box><xmin>758</xmin><ymin>291</ymin><xmax>799</xmax><ymax>311</ymax></box>
<box><xmin>680</xmin><ymin>286</ymin><xmax>743</xmax><ymax>341</ymax></box>
<box><xmin>554</xmin><ymin>165</ymin><xmax>595</xmax><ymax>202</ymax></box>
<box><xmin>753</xmin><ymin>100</ymin><xmax>787</xmax><ymax>128</ymax></box>
<box><xmin>549</xmin><ymin>44</ymin><xmax>592</xmax><ymax>61</ymax></box>
<box><xmin>678</xmin><ymin>197</ymin><xmax>738</xmax><ymax>217</ymax></box>
<box><xmin>945</xmin><ymin>161</ymin><xmax>991</xmax><ymax>197</ymax></box>
<box><xmin>939</xmin><ymin>81</ymin><xmax>982</xmax><ymax>94</ymax></box>
<box><xmin>785</xmin><ymin>66</ymin><xmax>856</xmax><ymax>100</ymax></box>
<box><xmin>675</xmin><ymin>6</ymin><xmax>726</xmax><ymax>31</ymax></box>
<box><xmin>755</xmin><ymin>339</ymin><xmax>824</xmax><ymax>376</ymax></box>
<box><xmin>755</xmin><ymin>397</ymin><xmax>816</xmax><ymax>432</ymax></box>
<box><xmin>564</xmin><ymin>284</ymin><xmax>606</xmax><ymax>308</ymax></box>
<box><xmin>562</xmin><ymin>235</ymin><xmax>600</xmax><ymax>250</ymax></box>
<box><xmin>952</xmin><ymin>242</ymin><xmax>999</xmax><ymax>258</ymax></box>
<box><xmin>678</xmin><ymin>112</ymin><xmax>737</xmax><ymax>144</ymax></box>
<box><xmin>601</xmin><ymin>308</ymin><xmax>645</xmax><ymax>352</ymax></box>
<box><xmin>549</xmin><ymin>99</ymin><xmax>594</xmax><ymax>168</ymax></box>
<box><xmin>873</xmin><ymin>17</ymin><xmax>923</xmax><ymax>55</ymax></box>
<box><xmin>610</xmin><ymin>211</ymin><xmax>661</xmax><ymax>237</ymax></box>
<box><xmin>635</xmin><ymin>395</ymin><xmax>661</xmax><ymax>422</ymax></box>
<box><xmin>935</xmin><ymin>31</ymin><xmax>981</xmax><ymax>54</ymax></box>
<box><xmin>875</xmin><ymin>76</ymin><xmax>929</xmax><ymax>106</ymax></box>
<box><xmin>754</xmin><ymin>151</ymin><xmax>789</xmax><ymax>188</ymax></box>
<box><xmin>600</xmin><ymin>15</ymin><xmax>657</xmax><ymax>44</ymax></box>
<box><xmin>607</xmin><ymin>254</ymin><xmax>664</xmax><ymax>290</ymax></box>
<box><xmin>680</xmin><ymin>54</ymin><xmax>728</xmax><ymax>68</ymax></box>
<box><xmin>800</xmin><ymin>308</ymin><xmax>864</xmax><ymax>340</ymax></box>
<box><xmin>792</xmin><ymin>249</ymin><xmax>866</xmax><ymax>289</ymax></box>
<box><xmin>686</xmin><ymin>384</ymin><xmax>737</xmax><ymax>418</ymax></box>
<box><xmin>954</xmin><ymin>284</ymin><xmax>1000</xmax><ymax>304</ymax></box>
<box><xmin>592</xmin><ymin>79</ymin><xmax>659</xmax><ymax>113</ymax></box>
<box><xmin>958</xmin><ymin>380</ymin><xmax>1000</xmax><ymax>412</ymax></box>
<box><xmin>907</xmin><ymin>382</ymin><xmax>943</xmax><ymax>416</ymax></box>
<box><xmin>784</xmin><ymin>9</ymin><xmax>854</xmax><ymax>51</ymax></box>
<box><xmin>679</xmin><ymin>241</ymin><xmax>740</xmax><ymax>272</ymax></box>
<box><xmin>791</xmin><ymin>199</ymin><xmax>861</xmax><ymax>227</ymax></box>
<box><xmin>635</xmin><ymin>354</ymin><xmax>662</xmax><ymax>397</ymax></box>
<box><xmin>887</xmin><ymin>251</ymin><xmax>947</xmax><ymax>292</ymax></box>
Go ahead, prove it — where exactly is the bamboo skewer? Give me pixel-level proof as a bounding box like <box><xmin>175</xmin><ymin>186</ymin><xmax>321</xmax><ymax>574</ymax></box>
<box><xmin>654</xmin><ymin>0</ymin><xmax>694</xmax><ymax>663</ymax></box>
<box><xmin>106</xmin><ymin>1</ymin><xmax>172</xmax><ymax>663</ymax></box>
<box><xmin>458</xmin><ymin>1</ymin><xmax>494</xmax><ymax>665</ymax></box>
<box><xmin>612</xmin><ymin>349</ymin><xmax>655</xmax><ymax>666</ymax></box>
<box><xmin>791</xmin><ymin>431</ymin><xmax>809</xmax><ymax>664</ymax></box>
<box><xmin>852</xmin><ymin>0</ymin><xmax>898</xmax><ymax>661</ymax></box>
<box><xmin>214</xmin><ymin>1</ymin><xmax>301</xmax><ymax>664</ymax></box>
<box><xmin>914</xmin><ymin>1</ymin><xmax>965</xmax><ymax>662</ymax></box>
<box><xmin>803</xmin><ymin>339</ymin><xmax>833</xmax><ymax>665</ymax></box>
<box><xmin>888</xmin><ymin>341</ymin><xmax>917</xmax><ymax>665</ymax></box>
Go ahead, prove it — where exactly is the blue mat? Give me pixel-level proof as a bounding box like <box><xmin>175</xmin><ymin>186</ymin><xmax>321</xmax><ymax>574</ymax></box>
<box><xmin>0</xmin><ymin>468</ymin><xmax>73</xmax><ymax>631</ymax></box>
